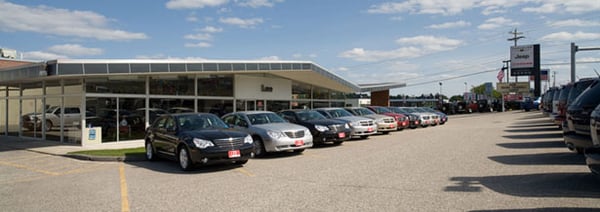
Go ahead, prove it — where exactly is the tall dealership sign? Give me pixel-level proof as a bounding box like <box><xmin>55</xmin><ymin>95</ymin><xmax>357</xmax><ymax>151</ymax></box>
<box><xmin>510</xmin><ymin>44</ymin><xmax>541</xmax><ymax>97</ymax></box>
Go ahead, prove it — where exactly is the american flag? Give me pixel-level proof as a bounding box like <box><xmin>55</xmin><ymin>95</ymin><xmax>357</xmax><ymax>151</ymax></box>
<box><xmin>497</xmin><ymin>68</ymin><xmax>504</xmax><ymax>82</ymax></box>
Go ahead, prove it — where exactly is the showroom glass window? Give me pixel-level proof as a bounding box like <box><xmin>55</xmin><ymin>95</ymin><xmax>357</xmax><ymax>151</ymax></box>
<box><xmin>149</xmin><ymin>75</ymin><xmax>194</xmax><ymax>96</ymax></box>
<box><xmin>198</xmin><ymin>99</ymin><xmax>233</xmax><ymax>117</ymax></box>
<box><xmin>292</xmin><ymin>82</ymin><xmax>311</xmax><ymax>100</ymax></box>
<box><xmin>197</xmin><ymin>75</ymin><xmax>233</xmax><ymax>97</ymax></box>
<box><xmin>313</xmin><ymin>86</ymin><xmax>329</xmax><ymax>99</ymax></box>
<box><xmin>85</xmin><ymin>77</ymin><xmax>145</xmax><ymax>94</ymax></box>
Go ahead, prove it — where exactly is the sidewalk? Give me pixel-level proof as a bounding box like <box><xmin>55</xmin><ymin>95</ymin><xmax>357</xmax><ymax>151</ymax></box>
<box><xmin>0</xmin><ymin>136</ymin><xmax>145</xmax><ymax>161</ymax></box>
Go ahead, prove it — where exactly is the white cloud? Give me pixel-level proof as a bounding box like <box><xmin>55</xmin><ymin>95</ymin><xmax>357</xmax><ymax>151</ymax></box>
<box><xmin>478</xmin><ymin>17</ymin><xmax>518</xmax><ymax>30</ymax></box>
<box><xmin>395</xmin><ymin>36</ymin><xmax>463</xmax><ymax>51</ymax></box>
<box><xmin>48</xmin><ymin>44</ymin><xmax>103</xmax><ymax>56</ymax></box>
<box><xmin>292</xmin><ymin>53</ymin><xmax>302</xmax><ymax>58</ymax></box>
<box><xmin>184</xmin><ymin>33</ymin><xmax>213</xmax><ymax>40</ymax></box>
<box><xmin>0</xmin><ymin>1</ymin><xmax>147</xmax><ymax>41</ymax></box>
<box><xmin>339</xmin><ymin>36</ymin><xmax>463</xmax><ymax>62</ymax></box>
<box><xmin>201</xmin><ymin>26</ymin><xmax>224</xmax><ymax>33</ymax></box>
<box><xmin>219</xmin><ymin>17</ymin><xmax>263</xmax><ymax>28</ymax></box>
<box><xmin>22</xmin><ymin>51</ymin><xmax>68</xmax><ymax>61</ymax></box>
<box><xmin>185</xmin><ymin>42</ymin><xmax>212</xmax><ymax>48</ymax></box>
<box><xmin>367</xmin><ymin>0</ymin><xmax>478</xmax><ymax>16</ymax></box>
<box><xmin>338</xmin><ymin>67</ymin><xmax>349</xmax><ymax>72</ymax></box>
<box><xmin>166</xmin><ymin>0</ymin><xmax>229</xmax><ymax>9</ymax></box>
<box><xmin>522</xmin><ymin>0</ymin><xmax>600</xmax><ymax>14</ymax></box>
<box><xmin>426</xmin><ymin>20</ymin><xmax>471</xmax><ymax>29</ymax></box>
<box><xmin>547</xmin><ymin>19</ymin><xmax>600</xmax><ymax>28</ymax></box>
<box><xmin>236</xmin><ymin>0</ymin><xmax>283</xmax><ymax>8</ymax></box>
<box><xmin>390</xmin><ymin>16</ymin><xmax>403</xmax><ymax>21</ymax></box>
<box><xmin>259</xmin><ymin>56</ymin><xmax>280</xmax><ymax>60</ymax></box>
<box><xmin>539</xmin><ymin>31</ymin><xmax>600</xmax><ymax>41</ymax></box>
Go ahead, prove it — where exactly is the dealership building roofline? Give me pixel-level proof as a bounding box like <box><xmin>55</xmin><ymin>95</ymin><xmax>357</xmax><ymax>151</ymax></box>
<box><xmin>0</xmin><ymin>58</ymin><xmax>406</xmax><ymax>93</ymax></box>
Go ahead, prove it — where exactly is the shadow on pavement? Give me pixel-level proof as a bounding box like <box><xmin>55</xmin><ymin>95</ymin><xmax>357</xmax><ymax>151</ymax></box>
<box><xmin>506</xmin><ymin>123</ymin><xmax>557</xmax><ymax>128</ymax></box>
<box><xmin>488</xmin><ymin>152</ymin><xmax>585</xmax><ymax>166</ymax></box>
<box><xmin>125</xmin><ymin>159</ymin><xmax>244</xmax><ymax>174</ymax></box>
<box><xmin>497</xmin><ymin>140</ymin><xmax>566</xmax><ymax>149</ymax></box>
<box><xmin>504</xmin><ymin>127</ymin><xmax>561</xmax><ymax>133</ymax></box>
<box><xmin>503</xmin><ymin>133</ymin><xmax>563</xmax><ymax>140</ymax></box>
<box><xmin>446</xmin><ymin>172</ymin><xmax>600</xmax><ymax>198</ymax></box>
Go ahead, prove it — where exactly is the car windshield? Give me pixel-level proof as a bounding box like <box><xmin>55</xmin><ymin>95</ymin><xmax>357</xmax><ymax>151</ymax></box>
<box><xmin>296</xmin><ymin>110</ymin><xmax>326</xmax><ymax>121</ymax></box>
<box><xmin>327</xmin><ymin>109</ymin><xmax>354</xmax><ymax>117</ymax></box>
<box><xmin>374</xmin><ymin>107</ymin><xmax>392</xmax><ymax>113</ymax></box>
<box><xmin>45</xmin><ymin>106</ymin><xmax>59</xmax><ymax>113</ymax></box>
<box><xmin>178</xmin><ymin>114</ymin><xmax>228</xmax><ymax>130</ymax></box>
<box><xmin>248</xmin><ymin>113</ymin><xmax>286</xmax><ymax>125</ymax></box>
<box><xmin>352</xmin><ymin>108</ymin><xmax>376</xmax><ymax>115</ymax></box>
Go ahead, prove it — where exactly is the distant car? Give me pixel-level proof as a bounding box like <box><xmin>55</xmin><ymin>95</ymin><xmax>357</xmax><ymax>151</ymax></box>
<box><xmin>168</xmin><ymin>107</ymin><xmax>194</xmax><ymax>114</ymax></box>
<box><xmin>144</xmin><ymin>113</ymin><xmax>254</xmax><ymax>171</ymax></box>
<box><xmin>413</xmin><ymin>107</ymin><xmax>441</xmax><ymax>126</ymax></box>
<box><xmin>420</xmin><ymin>107</ymin><xmax>448</xmax><ymax>125</ymax></box>
<box><xmin>586</xmin><ymin>103</ymin><xmax>600</xmax><ymax>175</ymax></box>
<box><xmin>313</xmin><ymin>107</ymin><xmax>377</xmax><ymax>139</ymax></box>
<box><xmin>564</xmin><ymin>78</ymin><xmax>600</xmax><ymax>154</ymax></box>
<box><xmin>22</xmin><ymin>106</ymin><xmax>82</xmax><ymax>131</ymax></box>
<box><xmin>278</xmin><ymin>109</ymin><xmax>352</xmax><ymax>145</ymax></box>
<box><xmin>221</xmin><ymin>111</ymin><xmax>313</xmax><ymax>157</ymax></box>
<box><xmin>366</xmin><ymin>106</ymin><xmax>410</xmax><ymax>130</ymax></box>
<box><xmin>563</xmin><ymin>78</ymin><xmax>595</xmax><ymax>132</ymax></box>
<box><xmin>399</xmin><ymin>107</ymin><xmax>431</xmax><ymax>127</ymax></box>
<box><xmin>387</xmin><ymin>107</ymin><xmax>420</xmax><ymax>129</ymax></box>
<box><xmin>345</xmin><ymin>107</ymin><xmax>397</xmax><ymax>134</ymax></box>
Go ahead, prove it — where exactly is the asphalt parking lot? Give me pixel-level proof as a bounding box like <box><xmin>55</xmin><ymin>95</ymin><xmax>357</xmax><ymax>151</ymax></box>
<box><xmin>1</xmin><ymin>111</ymin><xmax>599</xmax><ymax>211</ymax></box>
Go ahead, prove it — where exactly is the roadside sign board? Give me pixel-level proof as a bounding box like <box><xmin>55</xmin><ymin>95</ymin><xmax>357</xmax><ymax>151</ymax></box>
<box><xmin>497</xmin><ymin>82</ymin><xmax>530</xmax><ymax>93</ymax></box>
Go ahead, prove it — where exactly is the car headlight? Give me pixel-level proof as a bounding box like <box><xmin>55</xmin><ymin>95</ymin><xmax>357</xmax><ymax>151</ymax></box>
<box><xmin>344</xmin><ymin>123</ymin><xmax>350</xmax><ymax>129</ymax></box>
<box><xmin>244</xmin><ymin>135</ymin><xmax>253</xmax><ymax>144</ymax></box>
<box><xmin>193</xmin><ymin>138</ymin><xmax>214</xmax><ymax>149</ymax></box>
<box><xmin>267</xmin><ymin>130</ymin><xmax>285</xmax><ymax>139</ymax></box>
<box><xmin>315</xmin><ymin>125</ymin><xmax>329</xmax><ymax>132</ymax></box>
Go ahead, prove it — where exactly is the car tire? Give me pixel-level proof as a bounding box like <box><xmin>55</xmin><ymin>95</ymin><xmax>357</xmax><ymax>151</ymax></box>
<box><xmin>178</xmin><ymin>146</ymin><xmax>193</xmax><ymax>171</ymax></box>
<box><xmin>575</xmin><ymin>147</ymin><xmax>585</xmax><ymax>154</ymax></box>
<box><xmin>45</xmin><ymin>121</ymin><xmax>53</xmax><ymax>131</ymax></box>
<box><xmin>253</xmin><ymin>138</ymin><xmax>266</xmax><ymax>158</ymax></box>
<box><xmin>145</xmin><ymin>142</ymin><xmax>157</xmax><ymax>161</ymax></box>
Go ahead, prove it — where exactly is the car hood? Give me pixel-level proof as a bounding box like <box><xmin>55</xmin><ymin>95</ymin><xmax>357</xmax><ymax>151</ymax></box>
<box><xmin>334</xmin><ymin>116</ymin><xmax>370</xmax><ymax>123</ymax></box>
<box><xmin>182</xmin><ymin>128</ymin><xmax>248</xmax><ymax>140</ymax></box>
<box><xmin>305</xmin><ymin>119</ymin><xmax>344</xmax><ymax>126</ymax></box>
<box><xmin>252</xmin><ymin>122</ymin><xmax>307</xmax><ymax>132</ymax></box>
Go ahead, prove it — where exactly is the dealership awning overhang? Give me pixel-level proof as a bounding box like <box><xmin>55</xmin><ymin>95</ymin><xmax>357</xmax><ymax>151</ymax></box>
<box><xmin>358</xmin><ymin>82</ymin><xmax>407</xmax><ymax>92</ymax></box>
<box><xmin>0</xmin><ymin>59</ymin><xmax>363</xmax><ymax>93</ymax></box>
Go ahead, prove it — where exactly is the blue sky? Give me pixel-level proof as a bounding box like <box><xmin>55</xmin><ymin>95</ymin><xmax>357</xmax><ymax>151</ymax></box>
<box><xmin>1</xmin><ymin>0</ymin><xmax>599</xmax><ymax>96</ymax></box>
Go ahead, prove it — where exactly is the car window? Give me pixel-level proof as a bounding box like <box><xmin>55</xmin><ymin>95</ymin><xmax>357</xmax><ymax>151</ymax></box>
<box><xmin>297</xmin><ymin>110</ymin><xmax>325</xmax><ymax>121</ymax></box>
<box><xmin>248</xmin><ymin>113</ymin><xmax>286</xmax><ymax>125</ymax></box>
<box><xmin>330</xmin><ymin>109</ymin><xmax>353</xmax><ymax>117</ymax></box>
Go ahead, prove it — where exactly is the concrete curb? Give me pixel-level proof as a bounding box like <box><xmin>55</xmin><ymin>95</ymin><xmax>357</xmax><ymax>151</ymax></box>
<box><xmin>65</xmin><ymin>153</ymin><xmax>147</xmax><ymax>162</ymax></box>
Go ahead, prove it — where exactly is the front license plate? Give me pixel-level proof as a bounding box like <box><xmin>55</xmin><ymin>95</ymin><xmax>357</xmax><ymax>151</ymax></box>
<box><xmin>228</xmin><ymin>150</ymin><xmax>241</xmax><ymax>158</ymax></box>
<box><xmin>338</xmin><ymin>132</ymin><xmax>346</xmax><ymax>138</ymax></box>
<box><xmin>367</xmin><ymin>127</ymin><xmax>373</xmax><ymax>132</ymax></box>
<box><xmin>294</xmin><ymin>140</ymin><xmax>304</xmax><ymax>146</ymax></box>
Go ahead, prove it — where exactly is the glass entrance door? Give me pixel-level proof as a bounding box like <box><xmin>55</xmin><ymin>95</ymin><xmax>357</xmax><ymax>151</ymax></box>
<box><xmin>21</xmin><ymin>98</ymin><xmax>44</xmax><ymax>139</ymax></box>
<box><xmin>236</xmin><ymin>100</ymin><xmax>256</xmax><ymax>111</ymax></box>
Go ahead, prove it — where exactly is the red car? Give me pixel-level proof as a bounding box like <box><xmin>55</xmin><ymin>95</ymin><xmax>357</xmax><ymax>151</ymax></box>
<box><xmin>366</xmin><ymin>106</ymin><xmax>410</xmax><ymax>130</ymax></box>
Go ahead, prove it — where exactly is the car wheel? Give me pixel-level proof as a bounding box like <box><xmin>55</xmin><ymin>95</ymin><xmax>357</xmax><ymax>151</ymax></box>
<box><xmin>575</xmin><ymin>147</ymin><xmax>585</xmax><ymax>154</ymax></box>
<box><xmin>178</xmin><ymin>146</ymin><xmax>193</xmax><ymax>171</ymax></box>
<box><xmin>45</xmin><ymin>121</ymin><xmax>53</xmax><ymax>131</ymax></box>
<box><xmin>360</xmin><ymin>135</ymin><xmax>369</xmax><ymax>139</ymax></box>
<box><xmin>253</xmin><ymin>138</ymin><xmax>266</xmax><ymax>157</ymax></box>
<box><xmin>145</xmin><ymin>142</ymin><xmax>156</xmax><ymax>161</ymax></box>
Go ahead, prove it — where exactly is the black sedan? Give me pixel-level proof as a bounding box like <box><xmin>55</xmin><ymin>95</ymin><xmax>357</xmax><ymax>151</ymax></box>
<box><xmin>145</xmin><ymin>113</ymin><xmax>254</xmax><ymax>171</ymax></box>
<box><xmin>278</xmin><ymin>109</ymin><xmax>352</xmax><ymax>145</ymax></box>
<box><xmin>585</xmin><ymin>102</ymin><xmax>600</xmax><ymax>176</ymax></box>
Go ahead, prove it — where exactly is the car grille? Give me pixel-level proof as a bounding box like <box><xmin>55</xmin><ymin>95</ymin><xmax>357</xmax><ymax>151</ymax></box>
<box><xmin>359</xmin><ymin>120</ymin><xmax>374</xmax><ymax>126</ymax></box>
<box><xmin>284</xmin><ymin>130</ymin><xmax>305</xmax><ymax>138</ymax></box>
<box><xmin>382</xmin><ymin>118</ymin><xmax>395</xmax><ymax>123</ymax></box>
<box><xmin>213</xmin><ymin>137</ymin><xmax>245</xmax><ymax>148</ymax></box>
<box><xmin>328</xmin><ymin>124</ymin><xmax>346</xmax><ymax>131</ymax></box>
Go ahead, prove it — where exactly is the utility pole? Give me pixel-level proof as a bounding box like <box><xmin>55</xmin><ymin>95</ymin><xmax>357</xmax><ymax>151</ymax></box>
<box><xmin>571</xmin><ymin>42</ymin><xmax>600</xmax><ymax>83</ymax></box>
<box><xmin>502</xmin><ymin>60</ymin><xmax>510</xmax><ymax>83</ymax></box>
<box><xmin>507</xmin><ymin>28</ymin><xmax>525</xmax><ymax>47</ymax></box>
<box><xmin>508</xmin><ymin>29</ymin><xmax>524</xmax><ymax>83</ymax></box>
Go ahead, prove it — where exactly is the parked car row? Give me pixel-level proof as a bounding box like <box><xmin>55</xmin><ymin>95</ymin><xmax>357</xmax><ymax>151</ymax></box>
<box><xmin>539</xmin><ymin>77</ymin><xmax>600</xmax><ymax>176</ymax></box>
<box><xmin>144</xmin><ymin>106</ymin><xmax>448</xmax><ymax>171</ymax></box>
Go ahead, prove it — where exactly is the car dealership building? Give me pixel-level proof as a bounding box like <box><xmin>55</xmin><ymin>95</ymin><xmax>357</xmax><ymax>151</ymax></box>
<box><xmin>0</xmin><ymin>58</ymin><xmax>404</xmax><ymax>145</ymax></box>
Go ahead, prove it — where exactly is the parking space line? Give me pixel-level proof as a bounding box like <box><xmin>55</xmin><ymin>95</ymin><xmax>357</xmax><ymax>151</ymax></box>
<box><xmin>119</xmin><ymin>163</ymin><xmax>130</xmax><ymax>212</ymax></box>
<box><xmin>236</xmin><ymin>167</ymin><xmax>255</xmax><ymax>177</ymax></box>
<box><xmin>0</xmin><ymin>160</ymin><xmax>60</xmax><ymax>176</ymax></box>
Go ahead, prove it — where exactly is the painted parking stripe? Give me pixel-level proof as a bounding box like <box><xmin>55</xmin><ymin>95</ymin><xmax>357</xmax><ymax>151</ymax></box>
<box><xmin>119</xmin><ymin>163</ymin><xmax>130</xmax><ymax>212</ymax></box>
